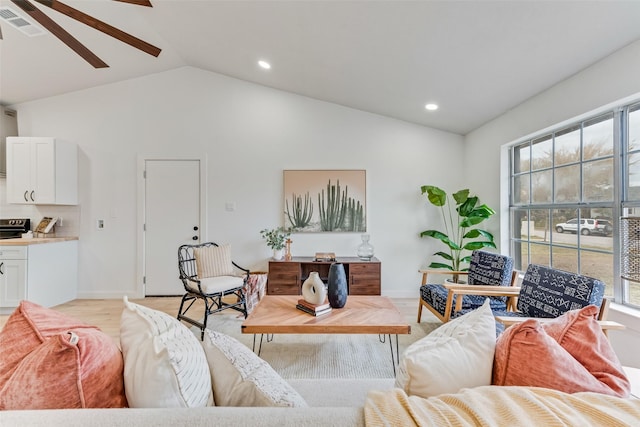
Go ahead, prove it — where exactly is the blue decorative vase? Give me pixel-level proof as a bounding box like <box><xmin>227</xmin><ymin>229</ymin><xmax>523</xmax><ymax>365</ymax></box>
<box><xmin>327</xmin><ymin>263</ymin><xmax>348</xmax><ymax>308</ymax></box>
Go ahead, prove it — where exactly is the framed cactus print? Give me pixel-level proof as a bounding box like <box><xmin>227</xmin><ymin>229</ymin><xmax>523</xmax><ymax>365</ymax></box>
<box><xmin>283</xmin><ymin>170</ymin><xmax>366</xmax><ymax>233</ymax></box>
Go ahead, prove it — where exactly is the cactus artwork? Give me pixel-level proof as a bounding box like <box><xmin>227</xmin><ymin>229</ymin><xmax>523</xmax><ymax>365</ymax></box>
<box><xmin>282</xmin><ymin>170</ymin><xmax>366</xmax><ymax>233</ymax></box>
<box><xmin>318</xmin><ymin>180</ymin><xmax>348</xmax><ymax>231</ymax></box>
<box><xmin>344</xmin><ymin>198</ymin><xmax>365</xmax><ymax>232</ymax></box>
<box><xmin>285</xmin><ymin>192</ymin><xmax>313</xmax><ymax>229</ymax></box>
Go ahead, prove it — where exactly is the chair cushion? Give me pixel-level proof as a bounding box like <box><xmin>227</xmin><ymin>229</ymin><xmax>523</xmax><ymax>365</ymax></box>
<box><xmin>517</xmin><ymin>264</ymin><xmax>605</xmax><ymax>318</ymax></box>
<box><xmin>395</xmin><ymin>299</ymin><xmax>496</xmax><ymax>398</ymax></box>
<box><xmin>194</xmin><ymin>244</ymin><xmax>234</xmax><ymax>278</ymax></box>
<box><xmin>420</xmin><ymin>284</ymin><xmax>470</xmax><ymax>317</ymax></box>
<box><xmin>420</xmin><ymin>285</ymin><xmax>507</xmax><ymax>319</ymax></box>
<box><xmin>0</xmin><ymin>301</ymin><xmax>127</xmax><ymax>410</ymax></box>
<box><xmin>467</xmin><ymin>250</ymin><xmax>514</xmax><ymax>287</ymax></box>
<box><xmin>189</xmin><ymin>275</ymin><xmax>245</xmax><ymax>294</ymax></box>
<box><xmin>468</xmin><ymin>250</ymin><xmax>514</xmax><ymax>305</ymax></box>
<box><xmin>201</xmin><ymin>329</ymin><xmax>307</xmax><ymax>407</ymax></box>
<box><xmin>120</xmin><ymin>297</ymin><xmax>213</xmax><ymax>408</ymax></box>
<box><xmin>493</xmin><ymin>306</ymin><xmax>629</xmax><ymax>397</ymax></box>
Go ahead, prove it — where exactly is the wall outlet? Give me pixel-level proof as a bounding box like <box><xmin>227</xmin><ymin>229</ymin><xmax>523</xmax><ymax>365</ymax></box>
<box><xmin>97</xmin><ymin>219</ymin><xmax>105</xmax><ymax>230</ymax></box>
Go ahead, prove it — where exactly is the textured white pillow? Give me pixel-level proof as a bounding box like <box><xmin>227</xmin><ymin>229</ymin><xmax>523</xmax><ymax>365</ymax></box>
<box><xmin>120</xmin><ymin>296</ymin><xmax>214</xmax><ymax>408</ymax></box>
<box><xmin>395</xmin><ymin>299</ymin><xmax>496</xmax><ymax>398</ymax></box>
<box><xmin>201</xmin><ymin>329</ymin><xmax>307</xmax><ymax>407</ymax></box>
<box><xmin>194</xmin><ymin>244</ymin><xmax>234</xmax><ymax>278</ymax></box>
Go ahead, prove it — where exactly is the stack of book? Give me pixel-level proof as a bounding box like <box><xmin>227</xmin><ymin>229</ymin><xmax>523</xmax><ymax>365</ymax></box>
<box><xmin>296</xmin><ymin>299</ymin><xmax>332</xmax><ymax>316</ymax></box>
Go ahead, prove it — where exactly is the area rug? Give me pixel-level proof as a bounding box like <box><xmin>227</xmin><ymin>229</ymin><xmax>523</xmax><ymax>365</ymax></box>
<box><xmin>200</xmin><ymin>313</ymin><xmax>440</xmax><ymax>379</ymax></box>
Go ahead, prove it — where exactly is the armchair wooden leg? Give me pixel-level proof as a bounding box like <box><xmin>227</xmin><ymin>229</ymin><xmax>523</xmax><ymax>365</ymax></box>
<box><xmin>443</xmin><ymin>292</ymin><xmax>454</xmax><ymax>323</ymax></box>
<box><xmin>417</xmin><ymin>301</ymin><xmax>423</xmax><ymax>323</ymax></box>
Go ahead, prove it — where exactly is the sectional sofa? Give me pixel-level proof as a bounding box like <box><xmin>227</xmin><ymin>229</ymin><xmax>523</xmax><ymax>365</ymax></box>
<box><xmin>1</xmin><ymin>296</ymin><xmax>639</xmax><ymax>426</ymax></box>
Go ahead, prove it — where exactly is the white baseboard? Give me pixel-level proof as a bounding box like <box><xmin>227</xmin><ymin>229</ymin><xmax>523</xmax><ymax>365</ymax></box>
<box><xmin>76</xmin><ymin>291</ymin><xmax>144</xmax><ymax>299</ymax></box>
<box><xmin>382</xmin><ymin>289</ymin><xmax>420</xmax><ymax>298</ymax></box>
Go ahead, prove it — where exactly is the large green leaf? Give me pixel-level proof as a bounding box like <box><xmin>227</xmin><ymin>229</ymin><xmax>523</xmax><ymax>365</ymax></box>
<box><xmin>428</xmin><ymin>262</ymin><xmax>454</xmax><ymax>270</ymax></box>
<box><xmin>457</xmin><ymin>195</ymin><xmax>477</xmax><ymax>216</ymax></box>
<box><xmin>420</xmin><ymin>229</ymin><xmax>447</xmax><ymax>240</ymax></box>
<box><xmin>420</xmin><ymin>230</ymin><xmax>461</xmax><ymax>250</ymax></box>
<box><xmin>468</xmin><ymin>204</ymin><xmax>495</xmax><ymax>218</ymax></box>
<box><xmin>463</xmin><ymin>241</ymin><xmax>497</xmax><ymax>250</ymax></box>
<box><xmin>421</xmin><ymin>185</ymin><xmax>446</xmax><ymax>207</ymax></box>
<box><xmin>460</xmin><ymin>215</ymin><xmax>490</xmax><ymax>228</ymax></box>
<box><xmin>464</xmin><ymin>229</ymin><xmax>494</xmax><ymax>240</ymax></box>
<box><xmin>452</xmin><ymin>189</ymin><xmax>469</xmax><ymax>205</ymax></box>
<box><xmin>433</xmin><ymin>251</ymin><xmax>453</xmax><ymax>261</ymax></box>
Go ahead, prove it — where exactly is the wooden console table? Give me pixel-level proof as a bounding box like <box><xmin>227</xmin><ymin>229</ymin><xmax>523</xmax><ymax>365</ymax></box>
<box><xmin>267</xmin><ymin>256</ymin><xmax>381</xmax><ymax>295</ymax></box>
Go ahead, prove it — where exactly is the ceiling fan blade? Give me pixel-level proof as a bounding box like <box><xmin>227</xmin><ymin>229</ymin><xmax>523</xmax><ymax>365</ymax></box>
<box><xmin>113</xmin><ymin>0</ymin><xmax>153</xmax><ymax>7</ymax></box>
<box><xmin>10</xmin><ymin>0</ymin><xmax>108</xmax><ymax>68</ymax></box>
<box><xmin>34</xmin><ymin>0</ymin><xmax>161</xmax><ymax>57</ymax></box>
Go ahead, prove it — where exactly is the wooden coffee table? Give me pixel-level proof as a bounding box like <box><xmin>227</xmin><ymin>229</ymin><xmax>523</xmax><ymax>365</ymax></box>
<box><xmin>241</xmin><ymin>295</ymin><xmax>411</xmax><ymax>374</ymax></box>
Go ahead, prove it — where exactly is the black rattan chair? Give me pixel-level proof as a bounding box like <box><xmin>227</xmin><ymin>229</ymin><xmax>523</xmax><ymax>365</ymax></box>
<box><xmin>177</xmin><ymin>242</ymin><xmax>249</xmax><ymax>340</ymax></box>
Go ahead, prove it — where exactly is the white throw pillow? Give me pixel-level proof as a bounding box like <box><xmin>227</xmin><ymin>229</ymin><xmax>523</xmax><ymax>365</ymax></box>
<box><xmin>194</xmin><ymin>244</ymin><xmax>234</xmax><ymax>278</ymax></box>
<box><xmin>395</xmin><ymin>299</ymin><xmax>496</xmax><ymax>398</ymax></box>
<box><xmin>201</xmin><ymin>329</ymin><xmax>307</xmax><ymax>407</ymax></box>
<box><xmin>119</xmin><ymin>296</ymin><xmax>214</xmax><ymax>407</ymax></box>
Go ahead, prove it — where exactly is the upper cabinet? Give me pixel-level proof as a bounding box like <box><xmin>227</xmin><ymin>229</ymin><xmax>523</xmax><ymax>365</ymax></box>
<box><xmin>6</xmin><ymin>137</ymin><xmax>78</xmax><ymax>205</ymax></box>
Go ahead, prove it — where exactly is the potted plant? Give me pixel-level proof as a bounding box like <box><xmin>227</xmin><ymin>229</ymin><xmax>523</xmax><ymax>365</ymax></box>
<box><xmin>419</xmin><ymin>186</ymin><xmax>496</xmax><ymax>282</ymax></box>
<box><xmin>260</xmin><ymin>227</ymin><xmax>291</xmax><ymax>260</ymax></box>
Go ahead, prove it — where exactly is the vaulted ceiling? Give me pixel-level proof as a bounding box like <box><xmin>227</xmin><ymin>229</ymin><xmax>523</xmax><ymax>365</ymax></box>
<box><xmin>2</xmin><ymin>0</ymin><xmax>640</xmax><ymax>135</ymax></box>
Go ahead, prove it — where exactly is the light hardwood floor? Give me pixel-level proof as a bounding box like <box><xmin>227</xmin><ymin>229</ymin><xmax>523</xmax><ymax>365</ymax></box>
<box><xmin>0</xmin><ymin>297</ymin><xmax>422</xmax><ymax>342</ymax></box>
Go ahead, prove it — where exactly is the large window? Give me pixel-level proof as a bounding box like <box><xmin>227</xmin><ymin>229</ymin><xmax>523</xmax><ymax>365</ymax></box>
<box><xmin>510</xmin><ymin>102</ymin><xmax>640</xmax><ymax>307</ymax></box>
<box><xmin>511</xmin><ymin>113</ymin><xmax>617</xmax><ymax>301</ymax></box>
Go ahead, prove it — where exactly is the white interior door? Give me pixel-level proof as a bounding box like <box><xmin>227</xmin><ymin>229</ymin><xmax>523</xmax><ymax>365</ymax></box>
<box><xmin>144</xmin><ymin>159</ymin><xmax>201</xmax><ymax>296</ymax></box>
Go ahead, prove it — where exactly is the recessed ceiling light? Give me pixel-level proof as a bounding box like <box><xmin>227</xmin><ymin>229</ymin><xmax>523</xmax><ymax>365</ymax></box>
<box><xmin>425</xmin><ymin>103</ymin><xmax>439</xmax><ymax>111</ymax></box>
<box><xmin>258</xmin><ymin>60</ymin><xmax>271</xmax><ymax>70</ymax></box>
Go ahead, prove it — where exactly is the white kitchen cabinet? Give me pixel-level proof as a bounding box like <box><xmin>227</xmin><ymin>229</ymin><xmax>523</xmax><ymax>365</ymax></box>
<box><xmin>6</xmin><ymin>137</ymin><xmax>78</xmax><ymax>205</ymax></box>
<box><xmin>0</xmin><ymin>241</ymin><xmax>78</xmax><ymax>314</ymax></box>
<box><xmin>0</xmin><ymin>247</ymin><xmax>27</xmax><ymax>309</ymax></box>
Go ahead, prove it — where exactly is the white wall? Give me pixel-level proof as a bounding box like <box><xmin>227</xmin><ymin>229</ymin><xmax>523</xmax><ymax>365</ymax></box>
<box><xmin>464</xmin><ymin>40</ymin><xmax>640</xmax><ymax>367</ymax></box>
<box><xmin>464</xmin><ymin>39</ymin><xmax>640</xmax><ymax>231</ymax></box>
<box><xmin>4</xmin><ymin>66</ymin><xmax>464</xmax><ymax>299</ymax></box>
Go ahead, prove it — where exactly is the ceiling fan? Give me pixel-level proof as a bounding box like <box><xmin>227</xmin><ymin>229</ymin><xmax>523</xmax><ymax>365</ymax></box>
<box><xmin>1</xmin><ymin>0</ymin><xmax>161</xmax><ymax>68</ymax></box>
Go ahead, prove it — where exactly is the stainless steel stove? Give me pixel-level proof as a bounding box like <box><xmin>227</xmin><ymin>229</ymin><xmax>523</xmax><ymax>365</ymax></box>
<box><xmin>0</xmin><ymin>218</ymin><xmax>31</xmax><ymax>240</ymax></box>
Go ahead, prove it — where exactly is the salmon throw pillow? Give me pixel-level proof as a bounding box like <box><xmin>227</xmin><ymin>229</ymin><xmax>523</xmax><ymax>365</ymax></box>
<box><xmin>542</xmin><ymin>305</ymin><xmax>630</xmax><ymax>396</ymax></box>
<box><xmin>493</xmin><ymin>306</ymin><xmax>630</xmax><ymax>397</ymax></box>
<box><xmin>0</xmin><ymin>301</ymin><xmax>127</xmax><ymax>409</ymax></box>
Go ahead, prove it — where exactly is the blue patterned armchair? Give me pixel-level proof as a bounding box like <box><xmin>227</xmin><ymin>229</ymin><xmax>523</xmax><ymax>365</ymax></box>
<box><xmin>451</xmin><ymin>264</ymin><xmax>624</xmax><ymax>336</ymax></box>
<box><xmin>493</xmin><ymin>264</ymin><xmax>605</xmax><ymax>319</ymax></box>
<box><xmin>417</xmin><ymin>250</ymin><xmax>516</xmax><ymax>323</ymax></box>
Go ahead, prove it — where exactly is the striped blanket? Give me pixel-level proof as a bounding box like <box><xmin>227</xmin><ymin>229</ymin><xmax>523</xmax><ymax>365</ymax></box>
<box><xmin>365</xmin><ymin>386</ymin><xmax>640</xmax><ymax>426</ymax></box>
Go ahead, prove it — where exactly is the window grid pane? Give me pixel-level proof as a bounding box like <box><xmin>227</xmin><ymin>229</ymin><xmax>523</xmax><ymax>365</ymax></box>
<box><xmin>583</xmin><ymin>158</ymin><xmax>614</xmax><ymax>202</ymax></box>
<box><xmin>531</xmin><ymin>135</ymin><xmax>552</xmax><ymax>171</ymax></box>
<box><xmin>513</xmin><ymin>142</ymin><xmax>531</xmax><ymax>174</ymax></box>
<box><xmin>584</xmin><ymin>114</ymin><xmax>614</xmax><ymax>160</ymax></box>
<box><xmin>554</xmin><ymin>125</ymin><xmax>581</xmax><ymax>166</ymax></box>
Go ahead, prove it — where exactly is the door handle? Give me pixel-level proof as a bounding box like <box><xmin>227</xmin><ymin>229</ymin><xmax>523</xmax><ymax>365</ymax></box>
<box><xmin>0</xmin><ymin>262</ymin><xmax>4</xmax><ymax>275</ymax></box>
<box><xmin>23</xmin><ymin>191</ymin><xmax>28</xmax><ymax>202</ymax></box>
<box><xmin>192</xmin><ymin>236</ymin><xmax>198</xmax><ymax>241</ymax></box>
<box><xmin>30</xmin><ymin>190</ymin><xmax>35</xmax><ymax>202</ymax></box>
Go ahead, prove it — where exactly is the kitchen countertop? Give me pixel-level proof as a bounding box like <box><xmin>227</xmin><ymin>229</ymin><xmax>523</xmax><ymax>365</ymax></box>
<box><xmin>0</xmin><ymin>237</ymin><xmax>79</xmax><ymax>245</ymax></box>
